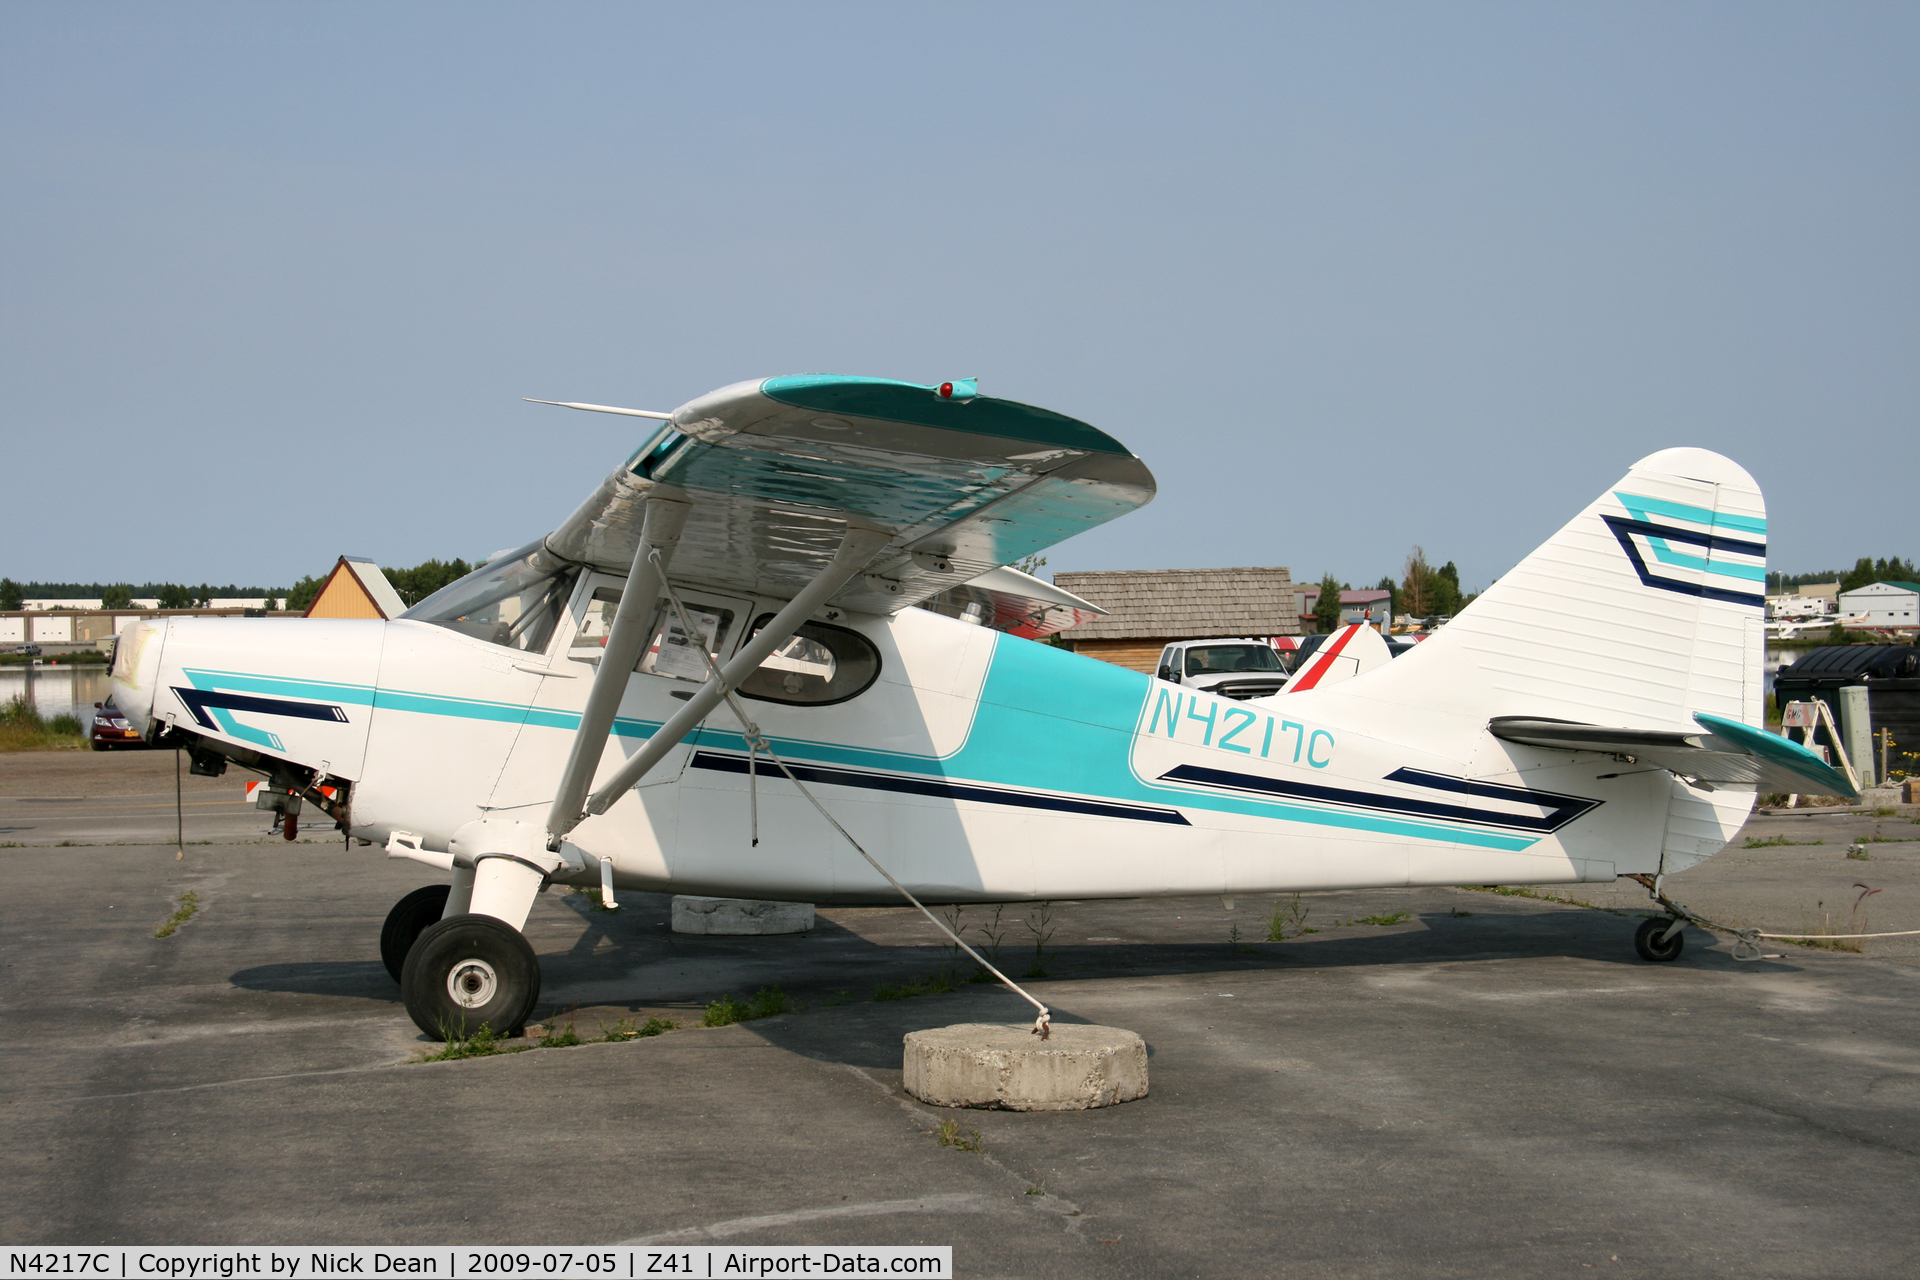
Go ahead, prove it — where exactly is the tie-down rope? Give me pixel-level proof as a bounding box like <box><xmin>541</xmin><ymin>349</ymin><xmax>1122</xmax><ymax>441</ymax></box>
<box><xmin>652</xmin><ymin>561</ymin><xmax>1053</xmax><ymax>1038</ymax></box>
<box><xmin>1635</xmin><ymin>873</ymin><xmax>1920</xmax><ymax>961</ymax></box>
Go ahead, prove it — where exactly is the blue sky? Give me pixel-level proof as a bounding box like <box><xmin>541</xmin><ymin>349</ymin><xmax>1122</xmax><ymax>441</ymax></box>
<box><xmin>3</xmin><ymin>3</ymin><xmax>1913</xmax><ymax>592</ymax></box>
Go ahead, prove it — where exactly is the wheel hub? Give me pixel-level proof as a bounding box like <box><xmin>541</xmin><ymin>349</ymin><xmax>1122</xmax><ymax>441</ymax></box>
<box><xmin>447</xmin><ymin>958</ymin><xmax>499</xmax><ymax>1008</ymax></box>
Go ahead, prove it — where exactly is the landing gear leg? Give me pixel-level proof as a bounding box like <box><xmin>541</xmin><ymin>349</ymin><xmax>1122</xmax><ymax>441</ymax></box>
<box><xmin>400</xmin><ymin>822</ymin><xmax>560</xmax><ymax>1037</ymax></box>
<box><xmin>1634</xmin><ymin>915</ymin><xmax>1686</xmax><ymax>962</ymax></box>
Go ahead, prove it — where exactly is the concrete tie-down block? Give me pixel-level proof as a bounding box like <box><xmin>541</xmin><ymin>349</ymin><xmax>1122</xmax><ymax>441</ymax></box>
<box><xmin>670</xmin><ymin>895</ymin><xmax>815</xmax><ymax>935</ymax></box>
<box><xmin>903</xmin><ymin>1023</ymin><xmax>1148</xmax><ymax>1111</ymax></box>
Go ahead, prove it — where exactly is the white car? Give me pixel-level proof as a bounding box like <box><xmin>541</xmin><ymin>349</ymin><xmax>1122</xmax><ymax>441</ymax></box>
<box><xmin>1154</xmin><ymin>637</ymin><xmax>1288</xmax><ymax>700</ymax></box>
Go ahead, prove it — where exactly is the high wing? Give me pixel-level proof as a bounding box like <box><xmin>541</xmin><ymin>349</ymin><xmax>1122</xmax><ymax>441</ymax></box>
<box><xmin>1489</xmin><ymin>712</ymin><xmax>1859</xmax><ymax>798</ymax></box>
<box><xmin>541</xmin><ymin>375</ymin><xmax>1154</xmax><ymax>615</ymax></box>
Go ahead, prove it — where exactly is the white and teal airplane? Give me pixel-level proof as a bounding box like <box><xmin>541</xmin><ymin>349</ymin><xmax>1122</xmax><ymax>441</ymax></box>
<box><xmin>107</xmin><ymin>375</ymin><xmax>1856</xmax><ymax>1036</ymax></box>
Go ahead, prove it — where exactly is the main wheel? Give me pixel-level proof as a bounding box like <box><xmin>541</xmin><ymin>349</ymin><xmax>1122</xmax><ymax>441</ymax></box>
<box><xmin>401</xmin><ymin>913</ymin><xmax>540</xmax><ymax>1038</ymax></box>
<box><xmin>380</xmin><ymin>884</ymin><xmax>452</xmax><ymax>982</ymax></box>
<box><xmin>1634</xmin><ymin>916</ymin><xmax>1686</xmax><ymax>962</ymax></box>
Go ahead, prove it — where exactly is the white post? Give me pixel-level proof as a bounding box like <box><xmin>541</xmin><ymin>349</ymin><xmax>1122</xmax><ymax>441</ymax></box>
<box><xmin>1839</xmin><ymin>685</ymin><xmax>1875</xmax><ymax>790</ymax></box>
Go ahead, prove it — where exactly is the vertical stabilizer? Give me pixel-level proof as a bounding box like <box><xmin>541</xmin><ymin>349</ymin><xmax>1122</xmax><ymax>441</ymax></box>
<box><xmin>1335</xmin><ymin>448</ymin><xmax>1766</xmax><ymax>733</ymax></box>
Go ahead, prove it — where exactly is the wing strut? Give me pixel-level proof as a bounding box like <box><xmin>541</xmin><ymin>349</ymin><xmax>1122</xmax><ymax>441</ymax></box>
<box><xmin>545</xmin><ymin>495</ymin><xmax>692</xmax><ymax>844</ymax></box>
<box><xmin>578</xmin><ymin>521</ymin><xmax>893</xmax><ymax>822</ymax></box>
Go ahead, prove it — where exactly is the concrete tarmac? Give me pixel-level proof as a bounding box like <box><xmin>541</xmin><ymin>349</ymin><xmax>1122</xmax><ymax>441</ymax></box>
<box><xmin>3</xmin><ymin>751</ymin><xmax>1919</xmax><ymax>1276</ymax></box>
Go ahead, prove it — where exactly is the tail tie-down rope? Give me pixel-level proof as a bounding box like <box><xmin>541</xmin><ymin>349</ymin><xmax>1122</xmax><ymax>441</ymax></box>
<box><xmin>654</xmin><ymin>564</ymin><xmax>1053</xmax><ymax>1039</ymax></box>
<box><xmin>1627</xmin><ymin>873</ymin><xmax>1920</xmax><ymax>960</ymax></box>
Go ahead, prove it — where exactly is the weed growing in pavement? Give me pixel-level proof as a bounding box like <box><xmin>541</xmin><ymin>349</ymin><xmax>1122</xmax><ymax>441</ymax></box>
<box><xmin>1855</xmin><ymin>834</ymin><xmax>1902</xmax><ymax>843</ymax></box>
<box><xmin>1023</xmin><ymin>901</ymin><xmax>1056</xmax><ymax>979</ymax></box>
<box><xmin>153</xmin><ymin>891</ymin><xmax>199</xmax><ymax>938</ymax></box>
<box><xmin>538</xmin><ymin>1008</ymin><xmax>585</xmax><ymax>1047</ymax></box>
<box><xmin>1265</xmin><ymin>893</ymin><xmax>1316</xmax><ymax>941</ymax></box>
<box><xmin>1449</xmin><ymin>908</ymin><xmax>1473</xmax><ymax>917</ymax></box>
<box><xmin>1229</xmin><ymin>922</ymin><xmax>1257</xmax><ymax>954</ymax></box>
<box><xmin>568</xmin><ymin>884</ymin><xmax>617</xmax><ymax>911</ymax></box>
<box><xmin>968</xmin><ymin>904</ymin><xmax>1011</xmax><ymax>983</ymax></box>
<box><xmin>936</xmin><ymin>1119</ymin><xmax>984</xmax><ymax>1151</ymax></box>
<box><xmin>703</xmin><ymin>996</ymin><xmax>750</xmax><ymax>1026</ymax></box>
<box><xmin>1785</xmin><ymin>899</ymin><xmax>1868</xmax><ymax>953</ymax></box>
<box><xmin>1464</xmin><ymin>885</ymin><xmax>1628</xmax><ymax>916</ymax></box>
<box><xmin>417</xmin><ymin>1023</ymin><xmax>526</xmax><ymax>1061</ymax></box>
<box><xmin>1847</xmin><ymin>845</ymin><xmax>1873</xmax><ymax>861</ymax></box>
<box><xmin>602</xmin><ymin>1015</ymin><xmax>679</xmax><ymax>1039</ymax></box>
<box><xmin>1873</xmin><ymin>808</ymin><xmax>1898</xmax><ymax>817</ymax></box>
<box><xmin>1745</xmin><ymin>835</ymin><xmax>1824</xmax><ymax>848</ymax></box>
<box><xmin>1354</xmin><ymin>911</ymin><xmax>1412</xmax><ymax>927</ymax></box>
<box><xmin>825</xmin><ymin>989</ymin><xmax>853</xmax><ymax>1006</ymax></box>
<box><xmin>939</xmin><ymin>904</ymin><xmax>970</xmax><ymax>984</ymax></box>
<box><xmin>703</xmin><ymin>987</ymin><xmax>790</xmax><ymax>1026</ymax></box>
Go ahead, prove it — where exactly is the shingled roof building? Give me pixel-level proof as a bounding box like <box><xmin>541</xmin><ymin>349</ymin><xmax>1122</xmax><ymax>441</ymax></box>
<box><xmin>1050</xmin><ymin>567</ymin><xmax>1302</xmax><ymax>672</ymax></box>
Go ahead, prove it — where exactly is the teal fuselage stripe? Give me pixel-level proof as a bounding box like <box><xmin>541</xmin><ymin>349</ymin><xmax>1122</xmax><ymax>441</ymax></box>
<box><xmin>181</xmin><ymin>642</ymin><xmax>1542</xmax><ymax>852</ymax></box>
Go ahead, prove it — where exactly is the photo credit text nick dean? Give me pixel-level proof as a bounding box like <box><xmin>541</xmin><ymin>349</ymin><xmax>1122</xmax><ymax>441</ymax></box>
<box><xmin>4</xmin><ymin>1250</ymin><xmax>950</xmax><ymax>1280</ymax></box>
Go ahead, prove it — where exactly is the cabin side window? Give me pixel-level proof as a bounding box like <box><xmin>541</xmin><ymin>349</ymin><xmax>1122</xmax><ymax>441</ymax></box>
<box><xmin>569</xmin><ymin>583</ymin><xmax>738</xmax><ymax>681</ymax></box>
<box><xmin>736</xmin><ymin>614</ymin><xmax>881</xmax><ymax>706</ymax></box>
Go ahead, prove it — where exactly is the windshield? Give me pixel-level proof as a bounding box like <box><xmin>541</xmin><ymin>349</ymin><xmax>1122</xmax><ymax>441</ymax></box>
<box><xmin>1185</xmin><ymin>644</ymin><xmax>1283</xmax><ymax>676</ymax></box>
<box><xmin>403</xmin><ymin>542</ymin><xmax>579</xmax><ymax>654</ymax></box>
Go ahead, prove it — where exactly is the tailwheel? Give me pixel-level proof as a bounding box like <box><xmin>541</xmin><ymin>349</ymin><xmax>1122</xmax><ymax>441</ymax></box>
<box><xmin>380</xmin><ymin>884</ymin><xmax>452</xmax><ymax>982</ymax></box>
<box><xmin>401</xmin><ymin>913</ymin><xmax>541</xmax><ymax>1038</ymax></box>
<box><xmin>1634</xmin><ymin>916</ymin><xmax>1686</xmax><ymax>963</ymax></box>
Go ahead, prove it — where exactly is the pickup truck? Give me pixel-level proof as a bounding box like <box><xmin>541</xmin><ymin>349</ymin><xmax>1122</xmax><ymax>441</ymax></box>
<box><xmin>1154</xmin><ymin>638</ymin><xmax>1289</xmax><ymax>701</ymax></box>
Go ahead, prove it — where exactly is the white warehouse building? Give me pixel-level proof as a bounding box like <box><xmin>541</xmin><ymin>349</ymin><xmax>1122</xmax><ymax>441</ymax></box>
<box><xmin>1838</xmin><ymin>581</ymin><xmax>1920</xmax><ymax>631</ymax></box>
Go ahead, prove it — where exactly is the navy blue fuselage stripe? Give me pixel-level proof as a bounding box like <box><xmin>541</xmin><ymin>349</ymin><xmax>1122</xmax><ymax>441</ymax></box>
<box><xmin>1381</xmin><ymin>767</ymin><xmax>1603</xmax><ymax>830</ymax></box>
<box><xmin>172</xmin><ymin>687</ymin><xmax>350</xmax><ymax>732</ymax></box>
<box><xmin>689</xmin><ymin>751</ymin><xmax>1192</xmax><ymax>826</ymax></box>
<box><xmin>1601</xmin><ymin>515</ymin><xmax>1767</xmax><ymax>609</ymax></box>
<box><xmin>1159</xmin><ymin>764</ymin><xmax>1601</xmax><ymax>833</ymax></box>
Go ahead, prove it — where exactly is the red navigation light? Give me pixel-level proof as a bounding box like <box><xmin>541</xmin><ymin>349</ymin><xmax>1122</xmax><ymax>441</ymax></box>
<box><xmin>937</xmin><ymin>382</ymin><xmax>954</xmax><ymax>399</ymax></box>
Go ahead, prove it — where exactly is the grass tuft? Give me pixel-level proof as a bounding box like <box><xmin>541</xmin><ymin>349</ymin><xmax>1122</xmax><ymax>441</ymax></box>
<box><xmin>0</xmin><ymin>697</ymin><xmax>88</xmax><ymax>752</ymax></box>
<box><xmin>417</xmin><ymin>1023</ymin><xmax>528</xmax><ymax>1061</ymax></box>
<box><xmin>1745</xmin><ymin>835</ymin><xmax>1823</xmax><ymax>848</ymax></box>
<box><xmin>703</xmin><ymin>987</ymin><xmax>789</xmax><ymax>1026</ymax></box>
<box><xmin>601</xmin><ymin>1015</ymin><xmax>678</xmax><ymax>1040</ymax></box>
<box><xmin>1265</xmin><ymin>893</ymin><xmax>1316</xmax><ymax>941</ymax></box>
<box><xmin>153</xmin><ymin>891</ymin><xmax>199</xmax><ymax>938</ymax></box>
<box><xmin>936</xmin><ymin>1119</ymin><xmax>984</xmax><ymax>1151</ymax></box>
<box><xmin>568</xmin><ymin>884</ymin><xmax>617</xmax><ymax>911</ymax></box>
<box><xmin>1465</xmin><ymin>885</ymin><xmax>1628</xmax><ymax>916</ymax></box>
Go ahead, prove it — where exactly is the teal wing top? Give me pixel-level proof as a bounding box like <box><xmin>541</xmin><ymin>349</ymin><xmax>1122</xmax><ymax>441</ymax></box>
<box><xmin>543</xmin><ymin>375</ymin><xmax>1155</xmax><ymax>614</ymax></box>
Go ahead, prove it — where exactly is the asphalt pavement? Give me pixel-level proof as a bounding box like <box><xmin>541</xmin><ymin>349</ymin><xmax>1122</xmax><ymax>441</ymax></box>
<box><xmin>2</xmin><ymin>751</ymin><xmax>1918</xmax><ymax>1277</ymax></box>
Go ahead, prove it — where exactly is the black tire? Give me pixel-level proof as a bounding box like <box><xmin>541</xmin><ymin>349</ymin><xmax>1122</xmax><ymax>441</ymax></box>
<box><xmin>1634</xmin><ymin>916</ymin><xmax>1686</xmax><ymax>963</ymax></box>
<box><xmin>401</xmin><ymin>913</ymin><xmax>540</xmax><ymax>1039</ymax></box>
<box><xmin>380</xmin><ymin>884</ymin><xmax>452</xmax><ymax>982</ymax></box>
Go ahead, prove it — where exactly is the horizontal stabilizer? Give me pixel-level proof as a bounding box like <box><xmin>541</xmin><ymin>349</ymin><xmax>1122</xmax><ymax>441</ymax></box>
<box><xmin>1489</xmin><ymin>713</ymin><xmax>1858</xmax><ymax>799</ymax></box>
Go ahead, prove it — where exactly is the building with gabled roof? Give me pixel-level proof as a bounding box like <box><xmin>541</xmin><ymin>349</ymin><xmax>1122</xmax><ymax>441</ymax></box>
<box><xmin>1049</xmin><ymin>567</ymin><xmax>1300</xmax><ymax>672</ymax></box>
<box><xmin>304</xmin><ymin>556</ymin><xmax>408</xmax><ymax>620</ymax></box>
<box><xmin>1839</xmin><ymin>581</ymin><xmax>1920</xmax><ymax>632</ymax></box>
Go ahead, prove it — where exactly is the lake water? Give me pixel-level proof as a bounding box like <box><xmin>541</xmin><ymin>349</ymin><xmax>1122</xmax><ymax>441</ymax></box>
<box><xmin>1</xmin><ymin>666</ymin><xmax>116</xmax><ymax>721</ymax></box>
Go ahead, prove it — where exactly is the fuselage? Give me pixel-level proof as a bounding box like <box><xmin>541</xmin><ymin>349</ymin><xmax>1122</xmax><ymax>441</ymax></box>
<box><xmin>109</xmin><ymin>566</ymin><xmax>1727</xmax><ymax>905</ymax></box>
